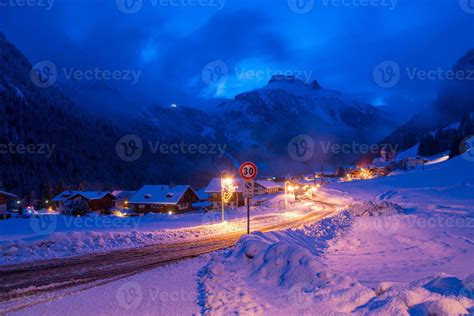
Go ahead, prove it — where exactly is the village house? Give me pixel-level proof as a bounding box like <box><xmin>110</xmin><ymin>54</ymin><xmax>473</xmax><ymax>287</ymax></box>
<box><xmin>204</xmin><ymin>178</ymin><xmax>245</xmax><ymax>209</ymax></box>
<box><xmin>67</xmin><ymin>192</ymin><xmax>116</xmax><ymax>212</ymax></box>
<box><xmin>0</xmin><ymin>190</ymin><xmax>17</xmax><ymax>219</ymax></box>
<box><xmin>254</xmin><ymin>180</ymin><xmax>283</xmax><ymax>195</ymax></box>
<box><xmin>128</xmin><ymin>185</ymin><xmax>199</xmax><ymax>214</ymax></box>
<box><xmin>52</xmin><ymin>191</ymin><xmax>81</xmax><ymax>212</ymax></box>
<box><xmin>111</xmin><ymin>191</ymin><xmax>136</xmax><ymax>209</ymax></box>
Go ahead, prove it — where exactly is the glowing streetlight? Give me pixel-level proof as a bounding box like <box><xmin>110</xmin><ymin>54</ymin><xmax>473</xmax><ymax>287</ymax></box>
<box><xmin>284</xmin><ymin>182</ymin><xmax>296</xmax><ymax>207</ymax></box>
<box><xmin>221</xmin><ymin>171</ymin><xmax>236</xmax><ymax>222</ymax></box>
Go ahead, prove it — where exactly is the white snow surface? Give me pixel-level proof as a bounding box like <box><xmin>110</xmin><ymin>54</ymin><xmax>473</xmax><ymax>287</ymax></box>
<box><xmin>6</xmin><ymin>156</ymin><xmax>474</xmax><ymax>315</ymax></box>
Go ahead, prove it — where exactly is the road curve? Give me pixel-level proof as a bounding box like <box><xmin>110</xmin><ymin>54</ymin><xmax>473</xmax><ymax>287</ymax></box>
<box><xmin>0</xmin><ymin>200</ymin><xmax>342</xmax><ymax>313</ymax></box>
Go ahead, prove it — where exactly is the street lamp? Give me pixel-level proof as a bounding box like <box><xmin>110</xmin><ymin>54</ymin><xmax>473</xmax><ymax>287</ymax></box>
<box><xmin>284</xmin><ymin>181</ymin><xmax>295</xmax><ymax>207</ymax></box>
<box><xmin>221</xmin><ymin>171</ymin><xmax>235</xmax><ymax>222</ymax></box>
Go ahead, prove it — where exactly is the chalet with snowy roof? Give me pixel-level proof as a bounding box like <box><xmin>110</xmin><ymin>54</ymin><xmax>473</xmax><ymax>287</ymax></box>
<box><xmin>254</xmin><ymin>180</ymin><xmax>283</xmax><ymax>195</ymax></box>
<box><xmin>128</xmin><ymin>185</ymin><xmax>199</xmax><ymax>214</ymax></box>
<box><xmin>52</xmin><ymin>191</ymin><xmax>81</xmax><ymax>211</ymax></box>
<box><xmin>0</xmin><ymin>191</ymin><xmax>17</xmax><ymax>218</ymax></box>
<box><xmin>204</xmin><ymin>178</ymin><xmax>245</xmax><ymax>209</ymax></box>
<box><xmin>111</xmin><ymin>191</ymin><xmax>136</xmax><ymax>209</ymax></box>
<box><xmin>68</xmin><ymin>192</ymin><xmax>116</xmax><ymax>212</ymax></box>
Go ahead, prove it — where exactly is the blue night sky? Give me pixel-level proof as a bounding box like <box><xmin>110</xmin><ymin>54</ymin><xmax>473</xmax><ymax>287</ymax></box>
<box><xmin>0</xmin><ymin>0</ymin><xmax>473</xmax><ymax>112</ymax></box>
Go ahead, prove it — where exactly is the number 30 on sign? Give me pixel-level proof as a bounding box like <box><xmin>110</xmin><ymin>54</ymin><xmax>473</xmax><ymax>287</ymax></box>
<box><xmin>239</xmin><ymin>162</ymin><xmax>258</xmax><ymax>180</ymax></box>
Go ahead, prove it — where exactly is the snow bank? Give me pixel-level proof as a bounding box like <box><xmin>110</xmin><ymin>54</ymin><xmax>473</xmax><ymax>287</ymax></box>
<box><xmin>198</xmin><ymin>213</ymin><xmax>374</xmax><ymax>315</ymax></box>
<box><xmin>348</xmin><ymin>200</ymin><xmax>404</xmax><ymax>217</ymax></box>
<box><xmin>198</xmin><ymin>212</ymin><xmax>474</xmax><ymax>315</ymax></box>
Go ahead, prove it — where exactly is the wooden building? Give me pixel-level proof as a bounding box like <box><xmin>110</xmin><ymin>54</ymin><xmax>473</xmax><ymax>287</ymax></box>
<box><xmin>254</xmin><ymin>180</ymin><xmax>283</xmax><ymax>195</ymax></box>
<box><xmin>68</xmin><ymin>192</ymin><xmax>116</xmax><ymax>212</ymax></box>
<box><xmin>0</xmin><ymin>191</ymin><xmax>17</xmax><ymax>219</ymax></box>
<box><xmin>52</xmin><ymin>191</ymin><xmax>81</xmax><ymax>212</ymax></box>
<box><xmin>128</xmin><ymin>185</ymin><xmax>199</xmax><ymax>214</ymax></box>
<box><xmin>111</xmin><ymin>191</ymin><xmax>136</xmax><ymax>209</ymax></box>
<box><xmin>204</xmin><ymin>178</ymin><xmax>245</xmax><ymax>209</ymax></box>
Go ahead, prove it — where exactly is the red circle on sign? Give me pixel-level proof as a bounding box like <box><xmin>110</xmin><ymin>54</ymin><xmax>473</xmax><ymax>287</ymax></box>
<box><xmin>239</xmin><ymin>162</ymin><xmax>258</xmax><ymax>180</ymax></box>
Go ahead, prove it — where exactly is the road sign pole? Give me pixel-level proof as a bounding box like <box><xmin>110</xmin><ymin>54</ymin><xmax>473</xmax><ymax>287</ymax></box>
<box><xmin>239</xmin><ymin>162</ymin><xmax>258</xmax><ymax>236</ymax></box>
<box><xmin>247</xmin><ymin>197</ymin><xmax>250</xmax><ymax>234</ymax></box>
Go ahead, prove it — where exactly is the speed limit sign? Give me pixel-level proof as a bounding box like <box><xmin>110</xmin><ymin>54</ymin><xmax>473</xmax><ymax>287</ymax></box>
<box><xmin>239</xmin><ymin>162</ymin><xmax>258</xmax><ymax>180</ymax></box>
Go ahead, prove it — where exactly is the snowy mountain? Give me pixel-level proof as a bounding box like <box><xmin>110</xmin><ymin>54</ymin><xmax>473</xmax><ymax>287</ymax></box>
<box><xmin>0</xmin><ymin>32</ymin><xmax>175</xmax><ymax>197</ymax></box>
<box><xmin>140</xmin><ymin>75</ymin><xmax>400</xmax><ymax>174</ymax></box>
<box><xmin>382</xmin><ymin>49</ymin><xmax>474</xmax><ymax>154</ymax></box>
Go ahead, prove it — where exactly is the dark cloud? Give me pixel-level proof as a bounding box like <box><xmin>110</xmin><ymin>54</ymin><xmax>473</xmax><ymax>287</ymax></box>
<box><xmin>0</xmin><ymin>0</ymin><xmax>472</xmax><ymax>114</ymax></box>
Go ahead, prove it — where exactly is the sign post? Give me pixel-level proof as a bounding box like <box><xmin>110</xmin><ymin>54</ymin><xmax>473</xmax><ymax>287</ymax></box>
<box><xmin>239</xmin><ymin>162</ymin><xmax>258</xmax><ymax>235</ymax></box>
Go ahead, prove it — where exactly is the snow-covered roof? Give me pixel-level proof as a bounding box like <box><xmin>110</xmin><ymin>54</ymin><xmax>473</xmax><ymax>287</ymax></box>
<box><xmin>70</xmin><ymin>191</ymin><xmax>114</xmax><ymax>201</ymax></box>
<box><xmin>195</xmin><ymin>188</ymin><xmax>210</xmax><ymax>200</ymax></box>
<box><xmin>129</xmin><ymin>185</ymin><xmax>197</xmax><ymax>205</ymax></box>
<box><xmin>52</xmin><ymin>191</ymin><xmax>81</xmax><ymax>202</ymax></box>
<box><xmin>204</xmin><ymin>178</ymin><xmax>243</xmax><ymax>193</ymax></box>
<box><xmin>0</xmin><ymin>191</ymin><xmax>17</xmax><ymax>199</ymax></box>
<box><xmin>255</xmin><ymin>180</ymin><xmax>283</xmax><ymax>189</ymax></box>
<box><xmin>111</xmin><ymin>191</ymin><xmax>136</xmax><ymax>200</ymax></box>
<box><xmin>193</xmin><ymin>201</ymin><xmax>213</xmax><ymax>208</ymax></box>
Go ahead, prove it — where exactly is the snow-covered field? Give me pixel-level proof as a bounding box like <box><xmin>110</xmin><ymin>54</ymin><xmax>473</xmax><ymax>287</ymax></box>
<box><xmin>7</xmin><ymin>156</ymin><xmax>474</xmax><ymax>315</ymax></box>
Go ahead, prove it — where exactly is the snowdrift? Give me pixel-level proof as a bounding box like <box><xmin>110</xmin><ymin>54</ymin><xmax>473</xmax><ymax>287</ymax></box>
<box><xmin>198</xmin><ymin>212</ymin><xmax>474</xmax><ymax>315</ymax></box>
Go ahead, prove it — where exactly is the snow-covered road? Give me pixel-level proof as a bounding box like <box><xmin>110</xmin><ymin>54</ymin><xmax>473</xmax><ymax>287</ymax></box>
<box><xmin>0</xmin><ymin>199</ymin><xmax>345</xmax><ymax>314</ymax></box>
